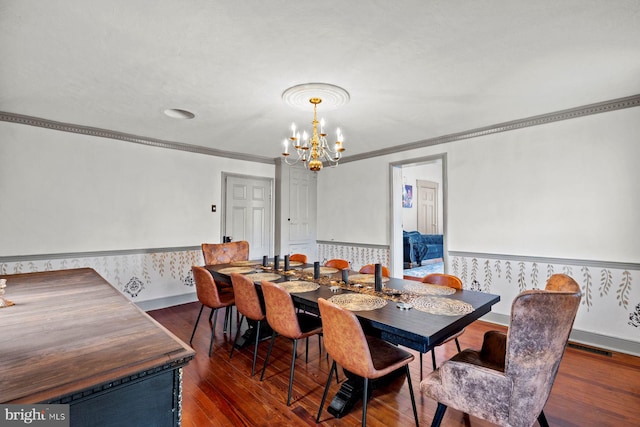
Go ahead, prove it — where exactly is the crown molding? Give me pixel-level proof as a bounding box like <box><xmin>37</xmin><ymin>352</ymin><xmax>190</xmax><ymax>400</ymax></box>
<box><xmin>341</xmin><ymin>94</ymin><xmax>640</xmax><ymax>163</ymax></box>
<box><xmin>2</xmin><ymin>94</ymin><xmax>638</xmax><ymax>165</ymax></box>
<box><xmin>0</xmin><ymin>111</ymin><xmax>275</xmax><ymax>165</ymax></box>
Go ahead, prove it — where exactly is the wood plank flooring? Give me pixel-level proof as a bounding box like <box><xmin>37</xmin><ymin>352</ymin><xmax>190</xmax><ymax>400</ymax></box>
<box><xmin>148</xmin><ymin>302</ymin><xmax>640</xmax><ymax>427</ymax></box>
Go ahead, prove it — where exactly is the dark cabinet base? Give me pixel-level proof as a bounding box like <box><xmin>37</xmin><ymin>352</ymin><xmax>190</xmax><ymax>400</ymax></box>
<box><xmin>51</xmin><ymin>365</ymin><xmax>186</xmax><ymax>427</ymax></box>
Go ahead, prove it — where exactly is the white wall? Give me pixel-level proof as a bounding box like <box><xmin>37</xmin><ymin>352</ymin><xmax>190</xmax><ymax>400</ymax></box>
<box><xmin>0</xmin><ymin>122</ymin><xmax>275</xmax><ymax>256</ymax></box>
<box><xmin>318</xmin><ymin>107</ymin><xmax>640</xmax><ymax>262</ymax></box>
<box><xmin>0</xmin><ymin>122</ymin><xmax>275</xmax><ymax>308</ymax></box>
<box><xmin>316</xmin><ymin>107</ymin><xmax>640</xmax><ymax>354</ymax></box>
<box><xmin>447</xmin><ymin>108</ymin><xmax>640</xmax><ymax>262</ymax></box>
<box><xmin>2</xmin><ymin>107</ymin><xmax>639</xmax><ymax>353</ymax></box>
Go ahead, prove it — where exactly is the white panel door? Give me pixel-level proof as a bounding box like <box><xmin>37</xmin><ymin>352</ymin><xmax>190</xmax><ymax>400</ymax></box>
<box><xmin>417</xmin><ymin>180</ymin><xmax>438</xmax><ymax>235</ymax></box>
<box><xmin>288</xmin><ymin>167</ymin><xmax>316</xmax><ymax>242</ymax></box>
<box><xmin>224</xmin><ymin>174</ymin><xmax>273</xmax><ymax>259</ymax></box>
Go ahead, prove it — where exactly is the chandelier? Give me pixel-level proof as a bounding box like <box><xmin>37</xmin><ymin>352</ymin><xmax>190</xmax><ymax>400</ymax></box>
<box><xmin>280</xmin><ymin>83</ymin><xmax>349</xmax><ymax>172</ymax></box>
<box><xmin>281</xmin><ymin>97</ymin><xmax>345</xmax><ymax>171</ymax></box>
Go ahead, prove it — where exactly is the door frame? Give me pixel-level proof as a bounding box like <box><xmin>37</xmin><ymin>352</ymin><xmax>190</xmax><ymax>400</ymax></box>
<box><xmin>221</xmin><ymin>172</ymin><xmax>275</xmax><ymax>256</ymax></box>
<box><xmin>389</xmin><ymin>154</ymin><xmax>447</xmax><ymax>276</ymax></box>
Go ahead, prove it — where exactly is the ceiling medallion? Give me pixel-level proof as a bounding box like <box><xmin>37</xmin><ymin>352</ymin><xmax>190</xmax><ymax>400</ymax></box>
<box><xmin>280</xmin><ymin>83</ymin><xmax>349</xmax><ymax>172</ymax></box>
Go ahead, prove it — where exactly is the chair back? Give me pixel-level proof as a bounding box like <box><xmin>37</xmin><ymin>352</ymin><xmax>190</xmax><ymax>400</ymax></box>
<box><xmin>422</xmin><ymin>273</ymin><xmax>462</xmax><ymax>289</ymax></box>
<box><xmin>230</xmin><ymin>272</ymin><xmax>265</xmax><ymax>321</ymax></box>
<box><xmin>289</xmin><ymin>253</ymin><xmax>308</xmax><ymax>263</ymax></box>
<box><xmin>318</xmin><ymin>298</ymin><xmax>375</xmax><ymax>379</ymax></box>
<box><xmin>505</xmin><ymin>274</ymin><xmax>581</xmax><ymax>426</ymax></box>
<box><xmin>192</xmin><ymin>266</ymin><xmax>225</xmax><ymax>308</ymax></box>
<box><xmin>358</xmin><ymin>264</ymin><xmax>390</xmax><ymax>277</ymax></box>
<box><xmin>261</xmin><ymin>281</ymin><xmax>303</xmax><ymax>339</ymax></box>
<box><xmin>202</xmin><ymin>241</ymin><xmax>249</xmax><ymax>265</ymax></box>
<box><xmin>325</xmin><ymin>259</ymin><xmax>350</xmax><ymax>270</ymax></box>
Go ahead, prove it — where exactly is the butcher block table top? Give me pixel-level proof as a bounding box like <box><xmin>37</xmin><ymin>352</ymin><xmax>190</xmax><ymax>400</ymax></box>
<box><xmin>0</xmin><ymin>268</ymin><xmax>194</xmax><ymax>404</ymax></box>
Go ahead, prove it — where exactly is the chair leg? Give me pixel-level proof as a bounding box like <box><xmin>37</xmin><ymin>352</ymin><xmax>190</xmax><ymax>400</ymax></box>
<box><xmin>431</xmin><ymin>403</ymin><xmax>447</xmax><ymax>427</ymax></box>
<box><xmin>404</xmin><ymin>365</ymin><xmax>420</xmax><ymax>427</ymax></box>
<box><xmin>228</xmin><ymin>306</ymin><xmax>235</xmax><ymax>333</ymax></box>
<box><xmin>287</xmin><ymin>339</ymin><xmax>298</xmax><ymax>406</ymax></box>
<box><xmin>223</xmin><ymin>306</ymin><xmax>233</xmax><ymax>334</ymax></box>
<box><xmin>189</xmin><ymin>304</ymin><xmax>205</xmax><ymax>344</ymax></box>
<box><xmin>420</xmin><ymin>352</ymin><xmax>423</xmax><ymax>381</ymax></box>
<box><xmin>305</xmin><ymin>336</ymin><xmax>309</xmax><ymax>363</ymax></box>
<box><xmin>260</xmin><ymin>331</ymin><xmax>277</xmax><ymax>381</ymax></box>
<box><xmin>362</xmin><ymin>377</ymin><xmax>369</xmax><ymax>427</ymax></box>
<box><xmin>229</xmin><ymin>315</ymin><xmax>245</xmax><ymax>360</ymax></box>
<box><xmin>251</xmin><ymin>320</ymin><xmax>262</xmax><ymax>377</ymax></box>
<box><xmin>454</xmin><ymin>337</ymin><xmax>461</xmax><ymax>353</ymax></box>
<box><xmin>223</xmin><ymin>307</ymin><xmax>229</xmax><ymax>333</ymax></box>
<box><xmin>316</xmin><ymin>360</ymin><xmax>336</xmax><ymax>423</ymax></box>
<box><xmin>538</xmin><ymin>410</ymin><xmax>550</xmax><ymax>427</ymax></box>
<box><xmin>209</xmin><ymin>308</ymin><xmax>219</xmax><ymax>357</ymax></box>
<box><xmin>431</xmin><ymin>348</ymin><xmax>437</xmax><ymax>370</ymax></box>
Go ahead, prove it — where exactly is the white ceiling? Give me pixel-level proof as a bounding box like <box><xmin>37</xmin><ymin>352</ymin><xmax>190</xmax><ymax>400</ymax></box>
<box><xmin>1</xmin><ymin>1</ymin><xmax>639</xmax><ymax>160</ymax></box>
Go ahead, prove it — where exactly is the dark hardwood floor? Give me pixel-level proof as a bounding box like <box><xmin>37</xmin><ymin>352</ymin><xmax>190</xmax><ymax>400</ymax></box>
<box><xmin>149</xmin><ymin>302</ymin><xmax>640</xmax><ymax>427</ymax></box>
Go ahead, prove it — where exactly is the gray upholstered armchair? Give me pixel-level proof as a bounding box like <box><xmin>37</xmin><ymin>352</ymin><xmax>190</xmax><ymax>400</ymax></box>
<box><xmin>420</xmin><ymin>274</ymin><xmax>581</xmax><ymax>427</ymax></box>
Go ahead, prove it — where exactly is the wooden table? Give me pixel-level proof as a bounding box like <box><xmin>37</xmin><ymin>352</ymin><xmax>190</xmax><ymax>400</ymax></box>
<box><xmin>208</xmin><ymin>263</ymin><xmax>500</xmax><ymax>417</ymax></box>
<box><xmin>0</xmin><ymin>268</ymin><xmax>195</xmax><ymax>427</ymax></box>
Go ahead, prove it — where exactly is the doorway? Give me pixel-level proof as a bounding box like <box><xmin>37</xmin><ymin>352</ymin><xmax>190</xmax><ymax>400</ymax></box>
<box><xmin>222</xmin><ymin>173</ymin><xmax>274</xmax><ymax>259</ymax></box>
<box><xmin>389</xmin><ymin>154</ymin><xmax>446</xmax><ymax>276</ymax></box>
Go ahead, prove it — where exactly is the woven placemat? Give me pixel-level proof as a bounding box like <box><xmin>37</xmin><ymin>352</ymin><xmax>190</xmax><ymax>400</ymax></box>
<box><xmin>348</xmin><ymin>274</ymin><xmax>390</xmax><ymax>284</ymax></box>
<box><xmin>217</xmin><ymin>266</ymin><xmax>256</xmax><ymax>275</ymax></box>
<box><xmin>279</xmin><ymin>281</ymin><xmax>320</xmax><ymax>293</ymax></box>
<box><xmin>229</xmin><ymin>260</ymin><xmax>261</xmax><ymax>267</ymax></box>
<box><xmin>403</xmin><ymin>282</ymin><xmax>456</xmax><ymax>296</ymax></box>
<box><xmin>328</xmin><ymin>293</ymin><xmax>387</xmax><ymax>311</ymax></box>
<box><xmin>409</xmin><ymin>296</ymin><xmax>474</xmax><ymax>316</ymax></box>
<box><xmin>244</xmin><ymin>272</ymin><xmax>282</xmax><ymax>283</ymax></box>
<box><xmin>302</xmin><ymin>266</ymin><xmax>339</xmax><ymax>275</ymax></box>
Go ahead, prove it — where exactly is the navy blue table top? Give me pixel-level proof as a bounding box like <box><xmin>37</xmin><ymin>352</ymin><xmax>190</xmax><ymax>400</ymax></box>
<box><xmin>206</xmin><ymin>263</ymin><xmax>500</xmax><ymax>353</ymax></box>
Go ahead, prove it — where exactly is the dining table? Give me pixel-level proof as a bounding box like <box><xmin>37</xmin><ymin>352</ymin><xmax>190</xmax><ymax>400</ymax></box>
<box><xmin>206</xmin><ymin>260</ymin><xmax>500</xmax><ymax>418</ymax></box>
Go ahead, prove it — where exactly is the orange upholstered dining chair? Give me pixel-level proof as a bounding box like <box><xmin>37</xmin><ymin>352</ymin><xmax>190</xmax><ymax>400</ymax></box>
<box><xmin>421</xmin><ymin>274</ymin><xmax>581</xmax><ymax>427</ymax></box>
<box><xmin>325</xmin><ymin>259</ymin><xmax>349</xmax><ymax>270</ymax></box>
<box><xmin>419</xmin><ymin>273</ymin><xmax>464</xmax><ymax>379</ymax></box>
<box><xmin>190</xmin><ymin>266</ymin><xmax>235</xmax><ymax>356</ymax></box>
<box><xmin>289</xmin><ymin>253</ymin><xmax>308</xmax><ymax>263</ymax></box>
<box><xmin>260</xmin><ymin>281</ymin><xmax>323</xmax><ymax>406</ymax></box>
<box><xmin>316</xmin><ymin>298</ymin><xmax>419</xmax><ymax>427</ymax></box>
<box><xmin>201</xmin><ymin>241</ymin><xmax>249</xmax><ymax>265</ymax></box>
<box><xmin>229</xmin><ymin>272</ymin><xmax>267</xmax><ymax>377</ymax></box>
<box><xmin>358</xmin><ymin>264</ymin><xmax>391</xmax><ymax>277</ymax></box>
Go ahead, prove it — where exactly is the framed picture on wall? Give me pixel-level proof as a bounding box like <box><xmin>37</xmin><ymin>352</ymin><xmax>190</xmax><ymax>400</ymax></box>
<box><xmin>402</xmin><ymin>184</ymin><xmax>413</xmax><ymax>208</ymax></box>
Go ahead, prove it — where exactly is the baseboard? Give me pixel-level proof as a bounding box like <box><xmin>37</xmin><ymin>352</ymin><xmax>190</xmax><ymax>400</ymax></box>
<box><xmin>480</xmin><ymin>312</ymin><xmax>640</xmax><ymax>358</ymax></box>
<box><xmin>137</xmin><ymin>293</ymin><xmax>198</xmax><ymax>312</ymax></box>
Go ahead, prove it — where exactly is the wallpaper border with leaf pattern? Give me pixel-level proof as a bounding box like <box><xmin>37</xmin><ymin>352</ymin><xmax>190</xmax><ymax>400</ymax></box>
<box><xmin>0</xmin><ymin>248</ymin><xmax>203</xmax><ymax>303</ymax></box>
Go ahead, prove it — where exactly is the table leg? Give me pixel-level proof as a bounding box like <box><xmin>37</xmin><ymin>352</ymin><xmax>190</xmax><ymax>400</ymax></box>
<box><xmin>233</xmin><ymin>320</ymin><xmax>272</xmax><ymax>349</ymax></box>
<box><xmin>327</xmin><ymin>367</ymin><xmax>405</xmax><ymax>418</ymax></box>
